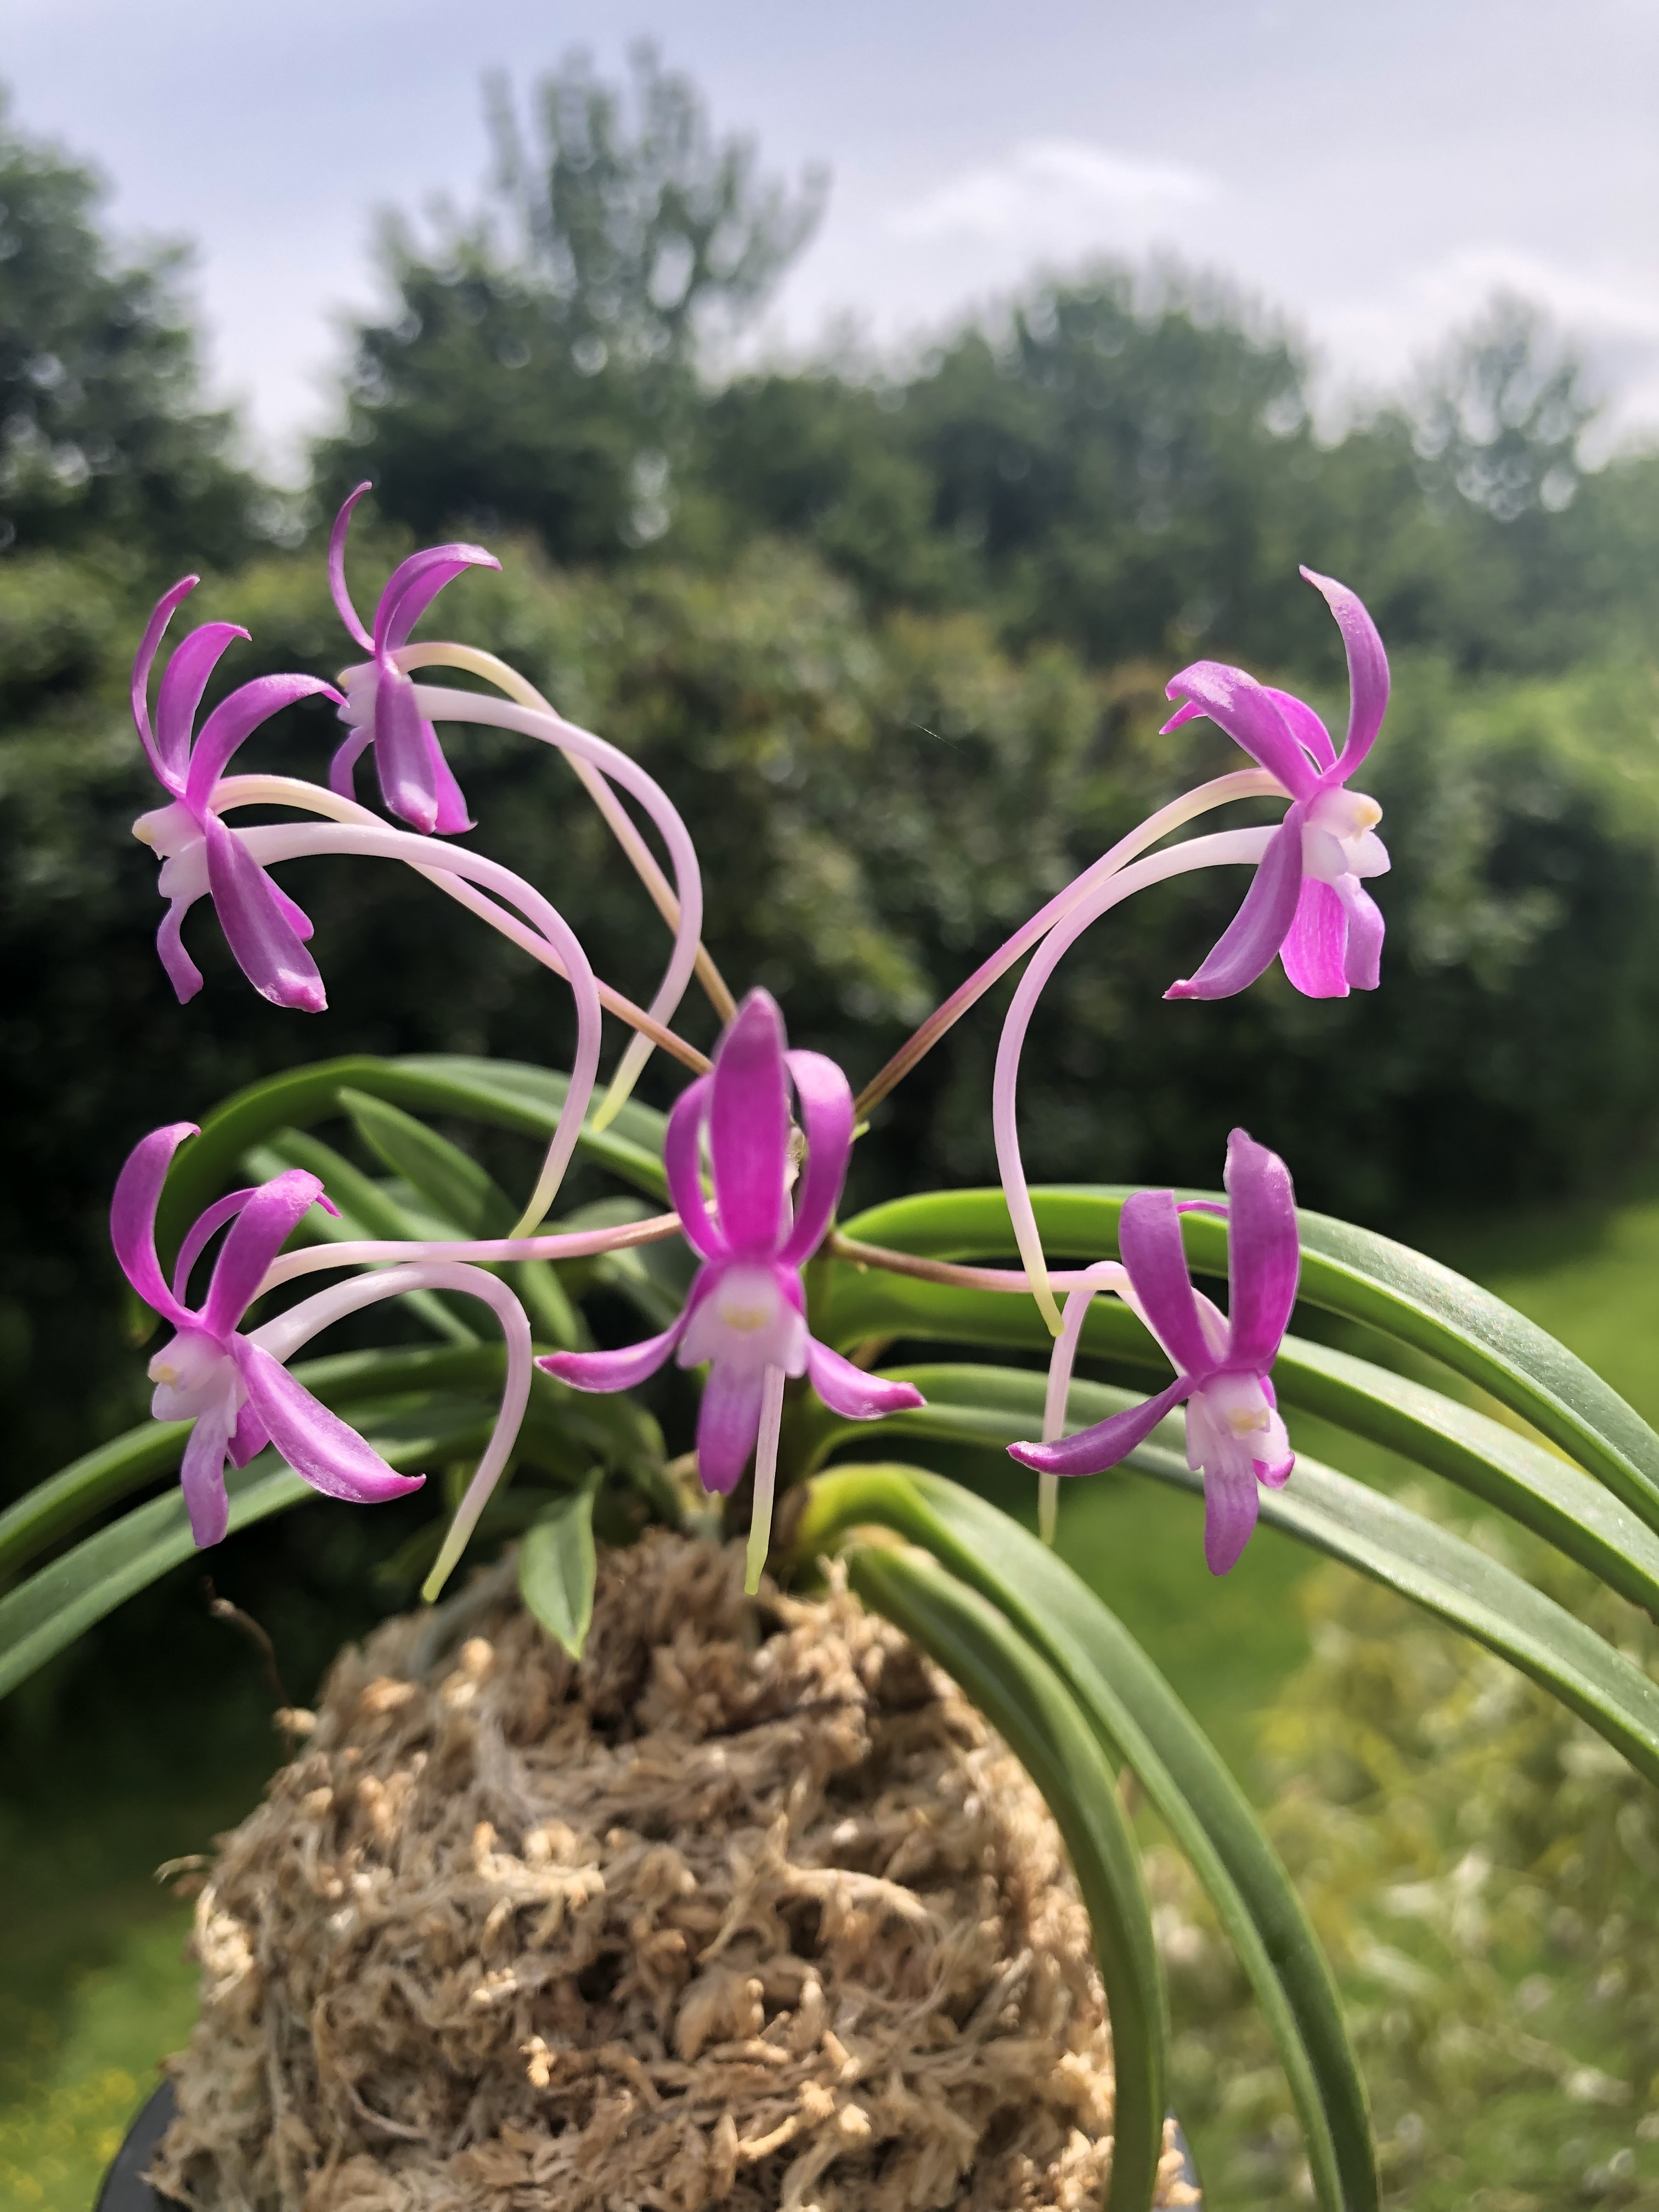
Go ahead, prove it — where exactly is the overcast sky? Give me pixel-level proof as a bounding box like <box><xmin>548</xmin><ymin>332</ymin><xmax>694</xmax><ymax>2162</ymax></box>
<box><xmin>5</xmin><ymin>0</ymin><xmax>1657</xmax><ymax>478</ymax></box>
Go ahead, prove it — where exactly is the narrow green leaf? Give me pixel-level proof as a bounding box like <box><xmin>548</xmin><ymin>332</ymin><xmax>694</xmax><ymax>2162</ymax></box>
<box><xmin>0</xmin><ymin>1457</ymin><xmax>308</xmax><ymax>1700</ymax></box>
<box><xmin>518</xmin><ymin>1476</ymin><xmax>600</xmax><ymax>1659</ymax></box>
<box><xmin>844</xmin><ymin>1539</ymin><xmax>1169</xmax><ymax>2212</ymax></box>
<box><xmin>337</xmin><ymin>1090</ymin><xmax>582</xmax><ymax>1347</ymax></box>
<box><xmin>798</xmin><ymin>1465</ymin><xmax>1376</xmax><ymax>2212</ymax></box>
<box><xmin>248</xmin><ymin>1132</ymin><xmax>479</xmax><ymax>1346</ymax></box>
<box><xmin>0</xmin><ymin>1403</ymin><xmax>490</xmax><ymax>1700</ymax></box>
<box><xmin>833</xmin><ymin>1186</ymin><xmax>1659</xmax><ymax>1536</ymax></box>
<box><xmin>797</xmin><ymin>1352</ymin><xmax>1659</xmax><ymax>1621</ymax></box>
<box><xmin>1120</xmin><ymin>1436</ymin><xmax>1659</xmax><ymax>1790</ymax></box>
<box><xmin>0</xmin><ymin>1344</ymin><xmax>517</xmax><ymax>1585</ymax></box>
<box><xmin>0</xmin><ymin>1423</ymin><xmax>191</xmax><ymax>1586</ymax></box>
<box><xmin>153</xmin><ymin>1052</ymin><xmax>669</xmax><ymax>1273</ymax></box>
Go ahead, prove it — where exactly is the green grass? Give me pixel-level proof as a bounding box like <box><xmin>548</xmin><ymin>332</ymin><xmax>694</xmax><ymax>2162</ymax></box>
<box><xmin>3</xmin><ymin>1183</ymin><xmax>1658</xmax><ymax>2206</ymax></box>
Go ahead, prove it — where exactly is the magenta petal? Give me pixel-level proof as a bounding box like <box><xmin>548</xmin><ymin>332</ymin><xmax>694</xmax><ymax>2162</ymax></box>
<box><xmin>663</xmin><ymin>1076</ymin><xmax>720</xmax><ymax>1258</ymax></box>
<box><xmin>227</xmin><ymin>1402</ymin><xmax>269</xmax><ymax>1469</ymax></box>
<box><xmin>201</xmin><ymin>1170</ymin><xmax>331</xmax><ymax>1339</ymax></box>
<box><xmin>1119</xmin><ymin>1191</ymin><xmax>1216</xmax><ymax>1378</ymax></box>
<box><xmin>422</xmin><ymin>718</ymin><xmax>474</xmax><ymax>834</ymax></box>
<box><xmin>111</xmin><ymin>1122</ymin><xmax>199</xmax><ymax>1326</ymax></box>
<box><xmin>1162</xmin><ymin>663</ymin><xmax>1318</xmax><ymax>800</ymax></box>
<box><xmin>156</xmin><ymin>622</ymin><xmax>247</xmax><ymax>786</ymax></box>
<box><xmin>778</xmin><ymin>1049</ymin><xmax>855</xmax><ymax>1265</ymax></box>
<box><xmin>1203</xmin><ymin>1464</ymin><xmax>1261</xmax><ymax>1576</ymax></box>
<box><xmin>236</xmin><ymin>1342</ymin><xmax>425</xmax><ymax>1504</ymax></box>
<box><xmin>203</xmin><ymin>816</ymin><xmax>328</xmax><ymax>1012</ymax></box>
<box><xmin>1165</xmin><ymin>809</ymin><xmax>1306</xmax><ymax>1001</ymax></box>
<box><xmin>328</xmin><ymin>723</ymin><xmax>374</xmax><ymax>803</ymax></box>
<box><xmin>804</xmin><ymin>1339</ymin><xmax>926</xmax><ymax>1421</ymax></box>
<box><xmin>1261</xmin><ymin>685</ymin><xmax>1336</xmax><ymax>774</ymax></box>
<box><xmin>1337</xmin><ymin>877</ymin><xmax>1385</xmax><ymax>991</ymax></box>
<box><xmin>184</xmin><ymin>674</ymin><xmax>343</xmax><ymax>812</ymax></box>
<box><xmin>710</xmin><ymin>991</ymin><xmax>791</xmax><ymax>1254</ymax></box>
<box><xmin>1221</xmin><ymin>1128</ymin><xmax>1300</xmax><ymax>1369</ymax></box>
<box><xmin>179</xmin><ymin>1400</ymin><xmax>234</xmax><ymax>1547</ymax></box>
<box><xmin>695</xmin><ymin>1362</ymin><xmax>767</xmax><ymax>1493</ymax></box>
<box><xmin>329</xmin><ymin>483</ymin><xmax>375</xmax><ymax>651</ymax></box>
<box><xmin>131</xmin><ymin>577</ymin><xmax>199</xmax><ymax>791</ymax></box>
<box><xmin>1301</xmin><ymin>567</ymin><xmax>1389</xmax><ymax>778</ymax></box>
<box><xmin>267</xmin><ymin>878</ymin><xmax>315</xmax><ymax>941</ymax></box>
<box><xmin>1009</xmin><ymin>1375</ymin><xmax>1195</xmax><ymax>1477</ymax></box>
<box><xmin>373</xmin><ymin>667</ymin><xmax>441</xmax><ymax>833</ymax></box>
<box><xmin>374</xmin><ymin>544</ymin><xmax>500</xmax><ymax>653</ymax></box>
<box><xmin>538</xmin><ymin>1313</ymin><xmax>689</xmax><ymax>1393</ymax></box>
<box><xmin>157</xmin><ymin>902</ymin><xmax>204</xmax><ymax>1003</ymax></box>
<box><xmin>171</xmin><ymin>1187</ymin><xmax>257</xmax><ymax>1305</ymax></box>
<box><xmin>1279</xmin><ymin>876</ymin><xmax>1350</xmax><ymax>998</ymax></box>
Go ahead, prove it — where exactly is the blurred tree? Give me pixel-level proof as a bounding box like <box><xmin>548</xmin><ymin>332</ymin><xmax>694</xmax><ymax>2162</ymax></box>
<box><xmin>316</xmin><ymin>44</ymin><xmax>826</xmax><ymax>557</ymax></box>
<box><xmin>0</xmin><ymin>88</ymin><xmax>266</xmax><ymax>570</ymax></box>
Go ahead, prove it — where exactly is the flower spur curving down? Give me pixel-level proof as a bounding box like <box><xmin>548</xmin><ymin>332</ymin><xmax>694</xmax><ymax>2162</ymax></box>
<box><xmin>131</xmin><ymin>580</ymin><xmax>345</xmax><ymax>1010</ymax></box>
<box><xmin>113</xmin><ymin>1124</ymin><xmax>426</xmax><ymax>1549</ymax></box>
<box><xmin>540</xmin><ymin>990</ymin><xmax>926</xmax><ymax>1590</ymax></box>
<box><xmin>1009</xmin><ymin>1128</ymin><xmax>1299</xmax><ymax>1575</ymax></box>
<box><xmin>328</xmin><ymin>482</ymin><xmax>500</xmax><ymax>835</ymax></box>
<box><xmin>1163</xmin><ymin>566</ymin><xmax>1391</xmax><ymax>1001</ymax></box>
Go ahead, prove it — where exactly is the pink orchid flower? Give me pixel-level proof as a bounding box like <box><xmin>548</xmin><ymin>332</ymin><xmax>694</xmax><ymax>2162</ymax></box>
<box><xmin>540</xmin><ymin>990</ymin><xmax>923</xmax><ymax>1551</ymax></box>
<box><xmin>1163</xmin><ymin>568</ymin><xmax>1391</xmax><ymax>1001</ymax></box>
<box><xmin>114</xmin><ymin>1124</ymin><xmax>425</xmax><ymax>1548</ymax></box>
<box><xmin>1010</xmin><ymin>1129</ymin><xmax>1298</xmax><ymax>1575</ymax></box>
<box><xmin>328</xmin><ymin>482</ymin><xmax>500</xmax><ymax>836</ymax></box>
<box><xmin>131</xmin><ymin>580</ymin><xmax>344</xmax><ymax>1011</ymax></box>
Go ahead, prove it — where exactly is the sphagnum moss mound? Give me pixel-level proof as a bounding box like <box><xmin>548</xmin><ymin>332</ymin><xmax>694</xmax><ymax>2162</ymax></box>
<box><xmin>150</xmin><ymin>1532</ymin><xmax>1197</xmax><ymax>2211</ymax></box>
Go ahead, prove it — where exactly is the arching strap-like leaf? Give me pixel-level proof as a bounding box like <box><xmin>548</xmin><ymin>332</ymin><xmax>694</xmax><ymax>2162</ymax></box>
<box><xmin>337</xmin><ymin>1090</ymin><xmax>582</xmax><ymax>1348</ymax></box>
<box><xmin>248</xmin><ymin>1133</ymin><xmax>479</xmax><ymax>1346</ymax></box>
<box><xmin>844</xmin><ymin>1539</ymin><xmax>1169</xmax><ymax>2212</ymax></box>
<box><xmin>152</xmin><ymin>1052</ymin><xmax>669</xmax><ymax>1280</ymax></box>
<box><xmin>833</xmin><ymin>1186</ymin><xmax>1659</xmax><ymax>1536</ymax></box>
<box><xmin>1121</xmin><ymin>1436</ymin><xmax>1659</xmax><ymax>1791</ymax></box>
<box><xmin>799</xmin><ymin>1465</ymin><xmax>1376</xmax><ymax>2212</ymax></box>
<box><xmin>0</xmin><ymin>1399</ymin><xmax>496</xmax><ymax>1702</ymax></box>
<box><xmin>796</xmin><ymin>1355</ymin><xmax>1659</xmax><ymax>1621</ymax></box>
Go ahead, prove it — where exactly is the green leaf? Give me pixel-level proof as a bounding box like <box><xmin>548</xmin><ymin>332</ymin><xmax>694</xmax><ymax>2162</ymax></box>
<box><xmin>0</xmin><ymin>1423</ymin><xmax>192</xmax><ymax>1587</ymax></box>
<box><xmin>0</xmin><ymin>1401</ymin><xmax>493</xmax><ymax>1700</ymax></box>
<box><xmin>337</xmin><ymin>1089</ymin><xmax>583</xmax><ymax>1348</ymax></box>
<box><xmin>798</xmin><ymin>1465</ymin><xmax>1376</xmax><ymax>2212</ymax></box>
<box><xmin>797</xmin><ymin>1353</ymin><xmax>1659</xmax><ymax>1621</ymax></box>
<box><xmin>0</xmin><ymin>1342</ymin><xmax>518</xmax><ymax>1586</ymax></box>
<box><xmin>1121</xmin><ymin>1434</ymin><xmax>1659</xmax><ymax>1791</ymax></box>
<box><xmin>833</xmin><ymin>1187</ymin><xmax>1659</xmax><ymax>1536</ymax></box>
<box><xmin>152</xmin><ymin>1052</ymin><xmax>670</xmax><ymax>1275</ymax></box>
<box><xmin>0</xmin><ymin>1457</ymin><xmax>307</xmax><ymax>1701</ymax></box>
<box><xmin>248</xmin><ymin>1132</ymin><xmax>479</xmax><ymax>1346</ymax></box>
<box><xmin>844</xmin><ymin>1538</ymin><xmax>1169</xmax><ymax>2212</ymax></box>
<box><xmin>518</xmin><ymin>1476</ymin><xmax>601</xmax><ymax>1659</ymax></box>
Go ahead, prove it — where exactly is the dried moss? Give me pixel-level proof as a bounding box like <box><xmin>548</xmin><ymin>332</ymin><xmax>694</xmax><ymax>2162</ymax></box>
<box><xmin>151</xmin><ymin>1532</ymin><xmax>1195</xmax><ymax>2211</ymax></box>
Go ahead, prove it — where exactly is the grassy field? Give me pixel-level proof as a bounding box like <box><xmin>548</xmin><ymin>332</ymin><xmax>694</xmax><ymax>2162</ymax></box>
<box><xmin>3</xmin><ymin>1187</ymin><xmax>1657</xmax><ymax>2210</ymax></box>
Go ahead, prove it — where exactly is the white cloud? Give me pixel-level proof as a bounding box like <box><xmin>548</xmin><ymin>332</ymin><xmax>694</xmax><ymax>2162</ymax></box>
<box><xmin>889</xmin><ymin>139</ymin><xmax>1217</xmax><ymax>254</ymax></box>
<box><xmin>1317</xmin><ymin>245</ymin><xmax>1659</xmax><ymax>452</ymax></box>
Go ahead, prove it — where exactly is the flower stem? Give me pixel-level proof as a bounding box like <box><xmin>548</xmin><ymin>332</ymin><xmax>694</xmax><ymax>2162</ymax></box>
<box><xmin>994</xmin><ymin>827</ymin><xmax>1276</xmax><ymax>1331</ymax></box>
<box><xmin>746</xmin><ymin>1365</ymin><xmax>788</xmax><ymax>1595</ymax></box>
<box><xmin>853</xmin><ymin>769</ymin><xmax>1284</xmax><ymax>1119</ymax></box>
<box><xmin>217</xmin><ymin>777</ymin><xmax>709</xmax><ymax>1076</ymax></box>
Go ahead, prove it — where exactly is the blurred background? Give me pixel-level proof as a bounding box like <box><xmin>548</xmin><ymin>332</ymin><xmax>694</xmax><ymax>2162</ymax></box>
<box><xmin>4</xmin><ymin>4</ymin><xmax>1659</xmax><ymax>2203</ymax></box>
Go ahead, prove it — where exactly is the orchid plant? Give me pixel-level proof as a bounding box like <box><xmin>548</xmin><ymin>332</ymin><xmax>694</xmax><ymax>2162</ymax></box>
<box><xmin>7</xmin><ymin>495</ymin><xmax>1659</xmax><ymax>2212</ymax></box>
